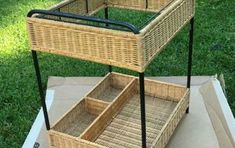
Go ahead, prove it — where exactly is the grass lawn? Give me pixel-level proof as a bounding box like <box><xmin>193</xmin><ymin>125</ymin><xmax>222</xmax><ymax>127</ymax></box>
<box><xmin>0</xmin><ymin>0</ymin><xmax>234</xmax><ymax>147</ymax></box>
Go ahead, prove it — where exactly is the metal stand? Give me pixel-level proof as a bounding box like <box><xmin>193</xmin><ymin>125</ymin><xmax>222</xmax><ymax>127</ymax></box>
<box><xmin>32</xmin><ymin>51</ymin><xmax>50</xmax><ymax>130</ymax></box>
<box><xmin>186</xmin><ymin>17</ymin><xmax>194</xmax><ymax>113</ymax></box>
<box><xmin>85</xmin><ymin>0</ymin><xmax>89</xmax><ymax>13</ymax></box>
<box><xmin>105</xmin><ymin>6</ymin><xmax>112</xmax><ymax>73</ymax></box>
<box><xmin>29</xmin><ymin>10</ymin><xmax>194</xmax><ymax>148</ymax></box>
<box><xmin>108</xmin><ymin>65</ymin><xmax>112</xmax><ymax>72</ymax></box>
<box><xmin>139</xmin><ymin>72</ymin><xmax>147</xmax><ymax>148</ymax></box>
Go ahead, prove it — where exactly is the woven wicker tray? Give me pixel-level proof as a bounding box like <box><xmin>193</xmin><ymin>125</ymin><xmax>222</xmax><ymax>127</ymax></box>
<box><xmin>48</xmin><ymin>72</ymin><xmax>189</xmax><ymax>148</ymax></box>
<box><xmin>27</xmin><ymin>0</ymin><xmax>194</xmax><ymax>72</ymax></box>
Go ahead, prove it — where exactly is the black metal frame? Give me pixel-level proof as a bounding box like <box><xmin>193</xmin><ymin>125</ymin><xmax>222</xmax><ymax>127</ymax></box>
<box><xmin>85</xmin><ymin>0</ymin><xmax>89</xmax><ymax>13</ymax></box>
<box><xmin>27</xmin><ymin>9</ymin><xmax>140</xmax><ymax>34</ymax></box>
<box><xmin>186</xmin><ymin>17</ymin><xmax>194</xmax><ymax>114</ymax></box>
<box><xmin>32</xmin><ymin>50</ymin><xmax>50</xmax><ymax>130</ymax></box>
<box><xmin>29</xmin><ymin>6</ymin><xmax>194</xmax><ymax>147</ymax></box>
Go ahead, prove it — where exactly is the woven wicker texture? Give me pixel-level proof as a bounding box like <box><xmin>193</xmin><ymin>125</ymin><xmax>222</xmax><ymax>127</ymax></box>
<box><xmin>51</xmin><ymin>98</ymin><xmax>108</xmax><ymax>141</ymax></box>
<box><xmin>140</xmin><ymin>0</ymin><xmax>194</xmax><ymax>68</ymax></box>
<box><xmin>55</xmin><ymin>0</ymin><xmax>105</xmax><ymax>15</ymax></box>
<box><xmin>27</xmin><ymin>0</ymin><xmax>194</xmax><ymax>72</ymax></box>
<box><xmin>48</xmin><ymin>73</ymin><xmax>189</xmax><ymax>148</ymax></box>
<box><xmin>49</xmin><ymin>131</ymin><xmax>105</xmax><ymax>148</ymax></box>
<box><xmin>95</xmin><ymin>95</ymin><xmax>177</xmax><ymax>147</ymax></box>
<box><xmin>87</xmin><ymin>73</ymin><xmax>133</xmax><ymax>102</ymax></box>
<box><xmin>108</xmin><ymin>0</ymin><xmax>173</xmax><ymax>11</ymax></box>
<box><xmin>59</xmin><ymin>0</ymin><xmax>87</xmax><ymax>15</ymax></box>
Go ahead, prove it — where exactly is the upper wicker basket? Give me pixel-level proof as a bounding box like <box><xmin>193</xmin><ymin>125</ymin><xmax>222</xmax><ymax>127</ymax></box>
<box><xmin>27</xmin><ymin>0</ymin><xmax>195</xmax><ymax>72</ymax></box>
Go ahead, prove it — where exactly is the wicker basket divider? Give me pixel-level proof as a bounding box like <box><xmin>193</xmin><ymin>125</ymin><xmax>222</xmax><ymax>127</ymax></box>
<box><xmin>48</xmin><ymin>72</ymin><xmax>136</xmax><ymax>147</ymax></box>
<box><xmin>48</xmin><ymin>0</ymin><xmax>106</xmax><ymax>15</ymax></box>
<box><xmin>79</xmin><ymin>78</ymin><xmax>137</xmax><ymax>141</ymax></box>
<box><xmin>47</xmin><ymin>72</ymin><xmax>189</xmax><ymax>148</ymax></box>
<box><xmin>91</xmin><ymin>73</ymin><xmax>189</xmax><ymax>148</ymax></box>
<box><xmin>26</xmin><ymin>0</ymin><xmax>194</xmax><ymax>72</ymax></box>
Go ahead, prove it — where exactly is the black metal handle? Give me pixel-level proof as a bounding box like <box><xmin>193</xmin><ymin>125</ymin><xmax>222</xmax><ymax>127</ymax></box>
<box><xmin>27</xmin><ymin>9</ymin><xmax>140</xmax><ymax>34</ymax></box>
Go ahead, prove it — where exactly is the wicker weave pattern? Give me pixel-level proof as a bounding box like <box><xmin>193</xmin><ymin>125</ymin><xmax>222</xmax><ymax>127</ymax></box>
<box><xmin>152</xmin><ymin>92</ymin><xmax>189</xmax><ymax>148</ymax></box>
<box><xmin>59</xmin><ymin>0</ymin><xmax>87</xmax><ymax>15</ymax></box>
<box><xmin>140</xmin><ymin>0</ymin><xmax>194</xmax><ymax>70</ymax></box>
<box><xmin>50</xmin><ymin>0</ymin><xmax>175</xmax><ymax>12</ymax></box>
<box><xmin>88</xmin><ymin>0</ymin><xmax>105</xmax><ymax>12</ymax></box>
<box><xmin>49</xmin><ymin>131</ymin><xmax>105</xmax><ymax>148</ymax></box>
<box><xmin>95</xmin><ymin>94</ymin><xmax>178</xmax><ymax>147</ymax></box>
<box><xmin>55</xmin><ymin>0</ymin><xmax>105</xmax><ymax>14</ymax></box>
<box><xmin>139</xmin><ymin>79</ymin><xmax>187</xmax><ymax>102</ymax></box>
<box><xmin>87</xmin><ymin>73</ymin><xmax>134</xmax><ymax>102</ymax></box>
<box><xmin>27</xmin><ymin>18</ymin><xmax>142</xmax><ymax>71</ymax></box>
<box><xmin>48</xmin><ymin>73</ymin><xmax>189</xmax><ymax>148</ymax></box>
<box><xmin>148</xmin><ymin>0</ymin><xmax>173</xmax><ymax>11</ymax></box>
<box><xmin>27</xmin><ymin>0</ymin><xmax>194</xmax><ymax>72</ymax></box>
<box><xmin>52</xmin><ymin>100</ymin><xmax>85</xmax><ymax>134</ymax></box>
<box><xmin>108</xmin><ymin>0</ymin><xmax>146</xmax><ymax>10</ymax></box>
<box><xmin>42</xmin><ymin>0</ymin><xmax>105</xmax><ymax>22</ymax></box>
<box><xmin>108</xmin><ymin>0</ymin><xmax>173</xmax><ymax>11</ymax></box>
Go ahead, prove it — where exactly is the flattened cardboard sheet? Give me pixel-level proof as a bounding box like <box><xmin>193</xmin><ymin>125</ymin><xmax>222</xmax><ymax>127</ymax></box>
<box><xmin>24</xmin><ymin>76</ymin><xmax>222</xmax><ymax>148</ymax></box>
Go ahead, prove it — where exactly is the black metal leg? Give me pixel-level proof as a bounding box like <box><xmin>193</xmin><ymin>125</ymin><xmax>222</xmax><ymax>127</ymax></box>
<box><xmin>104</xmin><ymin>7</ymin><xmax>112</xmax><ymax>73</ymax></box>
<box><xmin>58</xmin><ymin>8</ymin><xmax>61</xmax><ymax>20</ymax></box>
<box><xmin>109</xmin><ymin>65</ymin><xmax>112</xmax><ymax>72</ymax></box>
<box><xmin>139</xmin><ymin>72</ymin><xmax>146</xmax><ymax>148</ymax></box>
<box><xmin>146</xmin><ymin>0</ymin><xmax>148</xmax><ymax>8</ymax></box>
<box><xmin>186</xmin><ymin>17</ymin><xmax>194</xmax><ymax>114</ymax></box>
<box><xmin>85</xmin><ymin>0</ymin><xmax>89</xmax><ymax>13</ymax></box>
<box><xmin>32</xmin><ymin>50</ymin><xmax>50</xmax><ymax>130</ymax></box>
<box><xmin>186</xmin><ymin>106</ymin><xmax>189</xmax><ymax>114</ymax></box>
<box><xmin>105</xmin><ymin>7</ymin><xmax>109</xmax><ymax>22</ymax></box>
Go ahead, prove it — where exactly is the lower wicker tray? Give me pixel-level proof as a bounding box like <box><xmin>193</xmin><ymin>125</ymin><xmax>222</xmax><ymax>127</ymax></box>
<box><xmin>48</xmin><ymin>72</ymin><xmax>189</xmax><ymax>148</ymax></box>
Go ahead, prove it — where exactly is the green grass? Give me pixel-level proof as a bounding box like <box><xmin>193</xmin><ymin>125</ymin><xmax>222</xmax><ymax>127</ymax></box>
<box><xmin>0</xmin><ymin>0</ymin><xmax>234</xmax><ymax>147</ymax></box>
<box><xmin>93</xmin><ymin>7</ymin><xmax>158</xmax><ymax>30</ymax></box>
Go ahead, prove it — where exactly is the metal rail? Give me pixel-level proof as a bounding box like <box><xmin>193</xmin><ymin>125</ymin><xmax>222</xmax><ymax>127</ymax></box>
<box><xmin>186</xmin><ymin>17</ymin><xmax>194</xmax><ymax>113</ymax></box>
<box><xmin>27</xmin><ymin>9</ymin><xmax>140</xmax><ymax>34</ymax></box>
<box><xmin>139</xmin><ymin>72</ymin><xmax>147</xmax><ymax>148</ymax></box>
<box><xmin>104</xmin><ymin>6</ymin><xmax>112</xmax><ymax>72</ymax></box>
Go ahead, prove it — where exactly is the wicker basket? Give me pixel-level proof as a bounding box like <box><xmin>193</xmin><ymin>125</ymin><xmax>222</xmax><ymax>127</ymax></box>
<box><xmin>27</xmin><ymin>0</ymin><xmax>195</xmax><ymax>72</ymax></box>
<box><xmin>48</xmin><ymin>72</ymin><xmax>189</xmax><ymax>148</ymax></box>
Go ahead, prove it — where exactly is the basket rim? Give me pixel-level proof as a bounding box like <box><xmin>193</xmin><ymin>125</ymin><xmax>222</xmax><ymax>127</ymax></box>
<box><xmin>27</xmin><ymin>0</ymin><xmax>186</xmax><ymax>36</ymax></box>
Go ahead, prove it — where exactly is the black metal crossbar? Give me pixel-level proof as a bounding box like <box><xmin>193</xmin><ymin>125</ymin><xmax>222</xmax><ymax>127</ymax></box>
<box><xmin>27</xmin><ymin>9</ymin><xmax>140</xmax><ymax>34</ymax></box>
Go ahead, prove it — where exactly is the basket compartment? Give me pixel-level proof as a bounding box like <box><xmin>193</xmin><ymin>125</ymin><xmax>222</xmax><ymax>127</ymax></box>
<box><xmin>92</xmin><ymin>78</ymin><xmax>188</xmax><ymax>147</ymax></box>
<box><xmin>27</xmin><ymin>0</ymin><xmax>194</xmax><ymax>72</ymax></box>
<box><xmin>95</xmin><ymin>95</ymin><xmax>177</xmax><ymax>147</ymax></box>
<box><xmin>80</xmin><ymin>73</ymin><xmax>189</xmax><ymax>148</ymax></box>
<box><xmin>87</xmin><ymin>73</ymin><xmax>134</xmax><ymax>102</ymax></box>
<box><xmin>48</xmin><ymin>73</ymin><xmax>189</xmax><ymax>148</ymax></box>
<box><xmin>51</xmin><ymin>98</ymin><xmax>109</xmax><ymax>137</ymax></box>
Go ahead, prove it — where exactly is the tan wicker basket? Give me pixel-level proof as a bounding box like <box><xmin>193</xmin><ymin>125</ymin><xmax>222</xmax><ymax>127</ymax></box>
<box><xmin>48</xmin><ymin>72</ymin><xmax>189</xmax><ymax>148</ymax></box>
<box><xmin>27</xmin><ymin>0</ymin><xmax>195</xmax><ymax>72</ymax></box>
